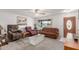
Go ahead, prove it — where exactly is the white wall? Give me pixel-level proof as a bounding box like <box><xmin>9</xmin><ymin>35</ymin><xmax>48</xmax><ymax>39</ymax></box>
<box><xmin>26</xmin><ymin>17</ymin><xmax>34</xmax><ymax>29</ymax></box>
<box><xmin>0</xmin><ymin>11</ymin><xmax>34</xmax><ymax>31</ymax></box>
<box><xmin>0</xmin><ymin>12</ymin><xmax>17</xmax><ymax>29</ymax></box>
<box><xmin>52</xmin><ymin>10</ymin><xmax>78</xmax><ymax>38</ymax></box>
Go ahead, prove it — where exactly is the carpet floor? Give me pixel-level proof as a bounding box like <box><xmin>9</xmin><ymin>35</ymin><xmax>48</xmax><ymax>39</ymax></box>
<box><xmin>0</xmin><ymin>37</ymin><xmax>64</xmax><ymax>50</ymax></box>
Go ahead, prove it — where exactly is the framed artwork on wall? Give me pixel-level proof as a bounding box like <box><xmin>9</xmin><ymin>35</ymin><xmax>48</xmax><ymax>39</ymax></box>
<box><xmin>17</xmin><ymin>16</ymin><xmax>27</xmax><ymax>25</ymax></box>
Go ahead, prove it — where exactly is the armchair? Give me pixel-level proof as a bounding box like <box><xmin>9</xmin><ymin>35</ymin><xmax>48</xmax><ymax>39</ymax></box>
<box><xmin>7</xmin><ymin>25</ymin><xmax>22</xmax><ymax>41</ymax></box>
<box><xmin>25</xmin><ymin>27</ymin><xmax>38</xmax><ymax>36</ymax></box>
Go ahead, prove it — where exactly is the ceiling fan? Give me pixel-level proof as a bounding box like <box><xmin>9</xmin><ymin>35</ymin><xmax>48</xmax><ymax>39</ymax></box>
<box><xmin>33</xmin><ymin>9</ymin><xmax>46</xmax><ymax>16</ymax></box>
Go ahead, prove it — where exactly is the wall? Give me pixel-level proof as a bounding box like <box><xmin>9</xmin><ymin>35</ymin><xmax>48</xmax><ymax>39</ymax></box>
<box><xmin>0</xmin><ymin>12</ymin><xmax>17</xmax><ymax>29</ymax></box>
<box><xmin>0</xmin><ymin>11</ymin><xmax>34</xmax><ymax>31</ymax></box>
<box><xmin>26</xmin><ymin>17</ymin><xmax>34</xmax><ymax>29</ymax></box>
<box><xmin>52</xmin><ymin>10</ymin><xmax>78</xmax><ymax>38</ymax></box>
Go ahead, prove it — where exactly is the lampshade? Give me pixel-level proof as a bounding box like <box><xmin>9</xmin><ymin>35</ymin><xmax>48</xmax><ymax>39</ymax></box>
<box><xmin>66</xmin><ymin>33</ymin><xmax>73</xmax><ymax>41</ymax></box>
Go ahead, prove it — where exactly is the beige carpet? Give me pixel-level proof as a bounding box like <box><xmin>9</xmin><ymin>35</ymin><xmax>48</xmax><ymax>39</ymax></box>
<box><xmin>0</xmin><ymin>37</ymin><xmax>64</xmax><ymax>50</ymax></box>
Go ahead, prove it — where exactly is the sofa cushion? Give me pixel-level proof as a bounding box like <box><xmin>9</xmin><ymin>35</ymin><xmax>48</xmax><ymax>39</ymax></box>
<box><xmin>42</xmin><ymin>31</ymin><xmax>56</xmax><ymax>35</ymax></box>
<box><xmin>29</xmin><ymin>30</ymin><xmax>37</xmax><ymax>35</ymax></box>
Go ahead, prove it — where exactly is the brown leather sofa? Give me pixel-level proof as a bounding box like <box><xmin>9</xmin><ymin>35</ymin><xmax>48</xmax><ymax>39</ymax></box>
<box><xmin>40</xmin><ymin>28</ymin><xmax>59</xmax><ymax>39</ymax></box>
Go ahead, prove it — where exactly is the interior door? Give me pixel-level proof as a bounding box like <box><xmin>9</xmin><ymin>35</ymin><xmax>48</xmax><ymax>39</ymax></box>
<box><xmin>64</xmin><ymin>16</ymin><xmax>76</xmax><ymax>37</ymax></box>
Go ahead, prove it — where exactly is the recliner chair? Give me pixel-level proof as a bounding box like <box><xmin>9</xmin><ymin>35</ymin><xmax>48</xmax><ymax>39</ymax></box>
<box><xmin>7</xmin><ymin>25</ymin><xmax>22</xmax><ymax>41</ymax></box>
<box><xmin>25</xmin><ymin>27</ymin><xmax>38</xmax><ymax>36</ymax></box>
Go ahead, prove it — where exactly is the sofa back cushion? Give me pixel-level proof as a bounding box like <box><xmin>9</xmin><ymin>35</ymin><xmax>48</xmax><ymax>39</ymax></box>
<box><xmin>42</xmin><ymin>28</ymin><xmax>49</xmax><ymax>32</ymax></box>
<box><xmin>42</xmin><ymin>28</ymin><xmax>59</xmax><ymax>33</ymax></box>
<box><xmin>25</xmin><ymin>27</ymin><xmax>32</xmax><ymax>31</ymax></box>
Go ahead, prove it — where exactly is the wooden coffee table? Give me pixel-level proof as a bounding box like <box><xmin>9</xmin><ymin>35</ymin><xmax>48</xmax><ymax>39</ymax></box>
<box><xmin>64</xmin><ymin>39</ymin><xmax>79</xmax><ymax>50</ymax></box>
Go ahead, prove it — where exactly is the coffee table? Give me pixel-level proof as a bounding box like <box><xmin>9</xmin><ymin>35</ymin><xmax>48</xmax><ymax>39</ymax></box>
<box><xmin>28</xmin><ymin>34</ymin><xmax>44</xmax><ymax>45</ymax></box>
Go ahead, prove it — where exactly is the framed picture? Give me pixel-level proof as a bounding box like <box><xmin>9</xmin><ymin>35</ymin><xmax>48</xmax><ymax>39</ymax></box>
<box><xmin>17</xmin><ymin>16</ymin><xmax>27</xmax><ymax>25</ymax></box>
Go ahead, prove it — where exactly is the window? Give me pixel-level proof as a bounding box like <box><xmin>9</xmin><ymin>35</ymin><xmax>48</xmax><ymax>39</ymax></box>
<box><xmin>36</xmin><ymin>19</ymin><xmax>52</xmax><ymax>30</ymax></box>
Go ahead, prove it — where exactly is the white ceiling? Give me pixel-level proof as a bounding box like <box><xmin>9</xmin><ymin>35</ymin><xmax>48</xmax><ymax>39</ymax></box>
<box><xmin>0</xmin><ymin>9</ymin><xmax>77</xmax><ymax>18</ymax></box>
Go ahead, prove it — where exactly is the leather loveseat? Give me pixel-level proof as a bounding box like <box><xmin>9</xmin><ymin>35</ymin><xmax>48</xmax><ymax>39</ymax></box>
<box><xmin>40</xmin><ymin>28</ymin><xmax>59</xmax><ymax>39</ymax></box>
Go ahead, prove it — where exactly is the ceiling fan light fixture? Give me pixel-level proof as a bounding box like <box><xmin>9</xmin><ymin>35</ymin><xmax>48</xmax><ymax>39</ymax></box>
<box><xmin>32</xmin><ymin>9</ymin><xmax>46</xmax><ymax>17</ymax></box>
<box><xmin>33</xmin><ymin>9</ymin><xmax>40</xmax><ymax>13</ymax></box>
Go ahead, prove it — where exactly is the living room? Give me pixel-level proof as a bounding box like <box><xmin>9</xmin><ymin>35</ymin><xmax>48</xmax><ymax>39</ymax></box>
<box><xmin>0</xmin><ymin>9</ymin><xmax>79</xmax><ymax>50</ymax></box>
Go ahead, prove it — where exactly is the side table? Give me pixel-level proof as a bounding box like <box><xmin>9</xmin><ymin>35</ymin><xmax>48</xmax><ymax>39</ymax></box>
<box><xmin>0</xmin><ymin>34</ymin><xmax>8</xmax><ymax>47</ymax></box>
<box><xmin>22</xmin><ymin>32</ymin><xmax>29</xmax><ymax>38</ymax></box>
